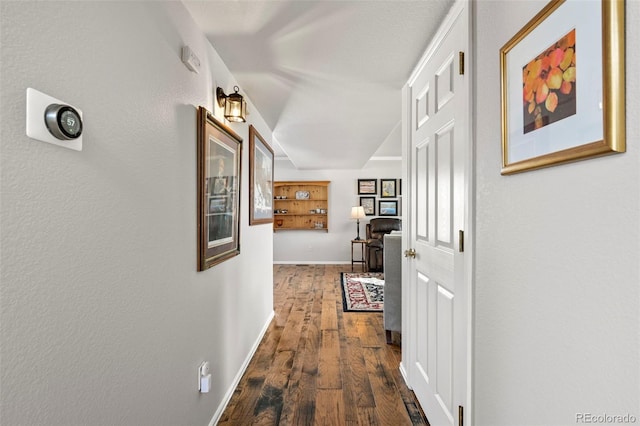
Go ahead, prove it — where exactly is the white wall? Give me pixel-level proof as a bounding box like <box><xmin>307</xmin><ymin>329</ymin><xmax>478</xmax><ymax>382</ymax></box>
<box><xmin>473</xmin><ymin>2</ymin><xmax>640</xmax><ymax>425</ymax></box>
<box><xmin>0</xmin><ymin>2</ymin><xmax>273</xmax><ymax>425</ymax></box>
<box><xmin>273</xmin><ymin>159</ymin><xmax>402</xmax><ymax>263</ymax></box>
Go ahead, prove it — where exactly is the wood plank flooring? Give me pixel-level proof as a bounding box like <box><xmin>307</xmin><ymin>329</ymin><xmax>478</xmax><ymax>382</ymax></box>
<box><xmin>218</xmin><ymin>264</ymin><xmax>429</xmax><ymax>426</ymax></box>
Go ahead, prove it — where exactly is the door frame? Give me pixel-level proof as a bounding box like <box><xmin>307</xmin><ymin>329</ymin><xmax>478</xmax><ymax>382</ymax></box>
<box><xmin>399</xmin><ymin>0</ymin><xmax>475</xmax><ymax>423</ymax></box>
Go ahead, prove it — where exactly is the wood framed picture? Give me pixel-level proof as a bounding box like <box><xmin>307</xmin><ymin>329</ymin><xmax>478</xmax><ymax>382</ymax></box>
<box><xmin>359</xmin><ymin>196</ymin><xmax>376</xmax><ymax>216</ymax></box>
<box><xmin>380</xmin><ymin>179</ymin><xmax>397</xmax><ymax>198</ymax></box>
<box><xmin>378</xmin><ymin>200</ymin><xmax>398</xmax><ymax>216</ymax></box>
<box><xmin>249</xmin><ymin>125</ymin><xmax>274</xmax><ymax>225</ymax></box>
<box><xmin>500</xmin><ymin>0</ymin><xmax>625</xmax><ymax>175</ymax></box>
<box><xmin>197</xmin><ymin>106</ymin><xmax>242</xmax><ymax>271</ymax></box>
<box><xmin>357</xmin><ymin>179</ymin><xmax>377</xmax><ymax>195</ymax></box>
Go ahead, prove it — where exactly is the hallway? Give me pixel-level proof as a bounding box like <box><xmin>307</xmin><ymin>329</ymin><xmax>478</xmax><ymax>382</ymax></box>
<box><xmin>218</xmin><ymin>265</ymin><xmax>427</xmax><ymax>425</ymax></box>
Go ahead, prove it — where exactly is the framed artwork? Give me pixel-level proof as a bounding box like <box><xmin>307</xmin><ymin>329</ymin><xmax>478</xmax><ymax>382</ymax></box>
<box><xmin>500</xmin><ymin>0</ymin><xmax>625</xmax><ymax>175</ymax></box>
<box><xmin>249</xmin><ymin>125</ymin><xmax>274</xmax><ymax>225</ymax></box>
<box><xmin>359</xmin><ymin>196</ymin><xmax>376</xmax><ymax>216</ymax></box>
<box><xmin>378</xmin><ymin>200</ymin><xmax>398</xmax><ymax>216</ymax></box>
<box><xmin>197</xmin><ymin>106</ymin><xmax>242</xmax><ymax>271</ymax></box>
<box><xmin>380</xmin><ymin>179</ymin><xmax>397</xmax><ymax>198</ymax></box>
<box><xmin>357</xmin><ymin>179</ymin><xmax>377</xmax><ymax>195</ymax></box>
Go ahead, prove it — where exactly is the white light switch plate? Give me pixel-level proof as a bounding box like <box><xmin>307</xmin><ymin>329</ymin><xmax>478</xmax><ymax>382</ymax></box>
<box><xmin>26</xmin><ymin>88</ymin><xmax>83</xmax><ymax>151</ymax></box>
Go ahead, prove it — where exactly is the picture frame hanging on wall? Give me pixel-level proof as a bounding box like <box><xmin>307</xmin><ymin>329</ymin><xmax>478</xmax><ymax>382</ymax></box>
<box><xmin>500</xmin><ymin>0</ymin><xmax>625</xmax><ymax>175</ymax></box>
<box><xmin>357</xmin><ymin>179</ymin><xmax>377</xmax><ymax>195</ymax></box>
<box><xmin>380</xmin><ymin>179</ymin><xmax>397</xmax><ymax>198</ymax></box>
<box><xmin>249</xmin><ymin>125</ymin><xmax>274</xmax><ymax>226</ymax></box>
<box><xmin>359</xmin><ymin>196</ymin><xmax>376</xmax><ymax>216</ymax></box>
<box><xmin>378</xmin><ymin>200</ymin><xmax>398</xmax><ymax>216</ymax></box>
<box><xmin>197</xmin><ymin>106</ymin><xmax>242</xmax><ymax>271</ymax></box>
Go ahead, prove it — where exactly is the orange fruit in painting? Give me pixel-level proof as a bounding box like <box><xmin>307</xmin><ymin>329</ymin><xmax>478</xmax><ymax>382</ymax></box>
<box><xmin>527</xmin><ymin>59</ymin><xmax>543</xmax><ymax>79</ymax></box>
<box><xmin>549</xmin><ymin>48</ymin><xmax>564</xmax><ymax>68</ymax></box>
<box><xmin>560</xmin><ymin>48</ymin><xmax>574</xmax><ymax>71</ymax></box>
<box><xmin>563</xmin><ymin>67</ymin><xmax>576</xmax><ymax>82</ymax></box>
<box><xmin>536</xmin><ymin>81</ymin><xmax>549</xmax><ymax>104</ymax></box>
<box><xmin>566</xmin><ymin>29</ymin><xmax>576</xmax><ymax>48</ymax></box>
<box><xmin>558</xmin><ymin>29</ymin><xmax>576</xmax><ymax>50</ymax></box>
<box><xmin>560</xmin><ymin>80</ymin><xmax>572</xmax><ymax>95</ymax></box>
<box><xmin>541</xmin><ymin>55</ymin><xmax>551</xmax><ymax>72</ymax></box>
<box><xmin>523</xmin><ymin>84</ymin><xmax>534</xmax><ymax>103</ymax></box>
<box><xmin>545</xmin><ymin>92</ymin><xmax>558</xmax><ymax>113</ymax></box>
<box><xmin>546</xmin><ymin>67</ymin><xmax>563</xmax><ymax>90</ymax></box>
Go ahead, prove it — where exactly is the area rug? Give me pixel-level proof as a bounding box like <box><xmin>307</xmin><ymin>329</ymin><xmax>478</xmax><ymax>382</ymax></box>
<box><xmin>340</xmin><ymin>272</ymin><xmax>384</xmax><ymax>312</ymax></box>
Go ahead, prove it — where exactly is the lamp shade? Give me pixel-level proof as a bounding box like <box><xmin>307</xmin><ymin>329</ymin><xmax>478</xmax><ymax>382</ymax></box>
<box><xmin>350</xmin><ymin>206</ymin><xmax>366</xmax><ymax>219</ymax></box>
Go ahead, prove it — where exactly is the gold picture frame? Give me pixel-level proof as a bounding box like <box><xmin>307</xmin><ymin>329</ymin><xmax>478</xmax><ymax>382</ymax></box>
<box><xmin>500</xmin><ymin>0</ymin><xmax>625</xmax><ymax>175</ymax></box>
<box><xmin>197</xmin><ymin>106</ymin><xmax>242</xmax><ymax>270</ymax></box>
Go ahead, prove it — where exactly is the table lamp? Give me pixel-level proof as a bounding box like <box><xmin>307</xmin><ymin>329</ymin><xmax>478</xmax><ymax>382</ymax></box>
<box><xmin>350</xmin><ymin>206</ymin><xmax>366</xmax><ymax>240</ymax></box>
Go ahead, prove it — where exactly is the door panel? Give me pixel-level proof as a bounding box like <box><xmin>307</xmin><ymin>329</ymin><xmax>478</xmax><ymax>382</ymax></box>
<box><xmin>436</xmin><ymin>124</ymin><xmax>454</xmax><ymax>248</ymax></box>
<box><xmin>436</xmin><ymin>54</ymin><xmax>455</xmax><ymax>112</ymax></box>
<box><xmin>416</xmin><ymin>141</ymin><xmax>429</xmax><ymax>240</ymax></box>
<box><xmin>436</xmin><ymin>285</ymin><xmax>454</xmax><ymax>415</ymax></box>
<box><xmin>416</xmin><ymin>85</ymin><xmax>431</xmax><ymax>129</ymax></box>
<box><xmin>415</xmin><ymin>272</ymin><xmax>430</xmax><ymax>382</ymax></box>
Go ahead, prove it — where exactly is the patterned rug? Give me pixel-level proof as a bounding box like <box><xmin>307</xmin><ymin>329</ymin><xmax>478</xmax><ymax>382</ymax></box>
<box><xmin>340</xmin><ymin>272</ymin><xmax>384</xmax><ymax>312</ymax></box>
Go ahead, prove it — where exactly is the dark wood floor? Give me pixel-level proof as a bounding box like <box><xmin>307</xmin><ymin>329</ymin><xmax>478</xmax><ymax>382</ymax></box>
<box><xmin>218</xmin><ymin>264</ymin><xmax>429</xmax><ymax>425</ymax></box>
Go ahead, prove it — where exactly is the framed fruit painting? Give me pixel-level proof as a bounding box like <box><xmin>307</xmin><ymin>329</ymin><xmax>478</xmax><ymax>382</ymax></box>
<box><xmin>500</xmin><ymin>0</ymin><xmax>625</xmax><ymax>175</ymax></box>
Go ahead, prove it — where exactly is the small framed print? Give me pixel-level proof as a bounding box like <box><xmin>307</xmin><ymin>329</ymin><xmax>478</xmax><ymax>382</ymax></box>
<box><xmin>380</xmin><ymin>179</ymin><xmax>396</xmax><ymax>198</ymax></box>
<box><xmin>378</xmin><ymin>200</ymin><xmax>398</xmax><ymax>216</ymax></box>
<box><xmin>357</xmin><ymin>179</ymin><xmax>377</xmax><ymax>195</ymax></box>
<box><xmin>359</xmin><ymin>196</ymin><xmax>376</xmax><ymax>216</ymax></box>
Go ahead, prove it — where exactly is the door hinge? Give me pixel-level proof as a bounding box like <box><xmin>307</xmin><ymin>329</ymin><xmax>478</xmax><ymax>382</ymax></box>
<box><xmin>459</xmin><ymin>51</ymin><xmax>465</xmax><ymax>75</ymax></box>
<box><xmin>459</xmin><ymin>405</ymin><xmax>464</xmax><ymax>426</ymax></box>
<box><xmin>458</xmin><ymin>230</ymin><xmax>464</xmax><ymax>252</ymax></box>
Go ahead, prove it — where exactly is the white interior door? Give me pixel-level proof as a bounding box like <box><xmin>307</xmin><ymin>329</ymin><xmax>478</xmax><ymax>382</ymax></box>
<box><xmin>402</xmin><ymin>3</ymin><xmax>470</xmax><ymax>425</ymax></box>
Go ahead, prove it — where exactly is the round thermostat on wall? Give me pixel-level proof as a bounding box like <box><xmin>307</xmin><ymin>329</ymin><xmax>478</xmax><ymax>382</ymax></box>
<box><xmin>44</xmin><ymin>104</ymin><xmax>83</xmax><ymax>140</ymax></box>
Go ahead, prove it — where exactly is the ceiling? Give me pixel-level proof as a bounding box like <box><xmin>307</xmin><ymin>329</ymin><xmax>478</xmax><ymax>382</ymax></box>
<box><xmin>182</xmin><ymin>0</ymin><xmax>454</xmax><ymax>169</ymax></box>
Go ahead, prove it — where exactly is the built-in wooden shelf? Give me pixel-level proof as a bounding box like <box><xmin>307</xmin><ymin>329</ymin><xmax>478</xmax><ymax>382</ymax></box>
<box><xmin>273</xmin><ymin>181</ymin><xmax>330</xmax><ymax>232</ymax></box>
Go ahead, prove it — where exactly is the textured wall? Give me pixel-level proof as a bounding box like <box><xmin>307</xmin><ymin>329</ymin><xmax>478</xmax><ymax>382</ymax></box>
<box><xmin>273</xmin><ymin>160</ymin><xmax>402</xmax><ymax>263</ymax></box>
<box><xmin>0</xmin><ymin>2</ymin><xmax>273</xmax><ymax>425</ymax></box>
<box><xmin>473</xmin><ymin>1</ymin><xmax>640</xmax><ymax>425</ymax></box>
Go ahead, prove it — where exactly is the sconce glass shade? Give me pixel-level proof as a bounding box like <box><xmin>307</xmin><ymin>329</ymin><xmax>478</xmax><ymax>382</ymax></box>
<box><xmin>216</xmin><ymin>86</ymin><xmax>247</xmax><ymax>123</ymax></box>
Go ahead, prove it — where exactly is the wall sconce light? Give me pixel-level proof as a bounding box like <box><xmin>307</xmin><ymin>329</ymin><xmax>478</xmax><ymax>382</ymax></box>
<box><xmin>216</xmin><ymin>85</ymin><xmax>247</xmax><ymax>123</ymax></box>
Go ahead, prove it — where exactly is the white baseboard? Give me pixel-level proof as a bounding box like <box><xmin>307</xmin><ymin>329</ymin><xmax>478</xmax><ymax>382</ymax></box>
<box><xmin>399</xmin><ymin>362</ymin><xmax>411</xmax><ymax>389</ymax></box>
<box><xmin>273</xmin><ymin>261</ymin><xmax>351</xmax><ymax>265</ymax></box>
<box><xmin>208</xmin><ymin>310</ymin><xmax>275</xmax><ymax>426</ymax></box>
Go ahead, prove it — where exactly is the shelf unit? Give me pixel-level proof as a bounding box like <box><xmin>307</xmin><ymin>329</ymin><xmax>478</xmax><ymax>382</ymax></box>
<box><xmin>273</xmin><ymin>181</ymin><xmax>330</xmax><ymax>232</ymax></box>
